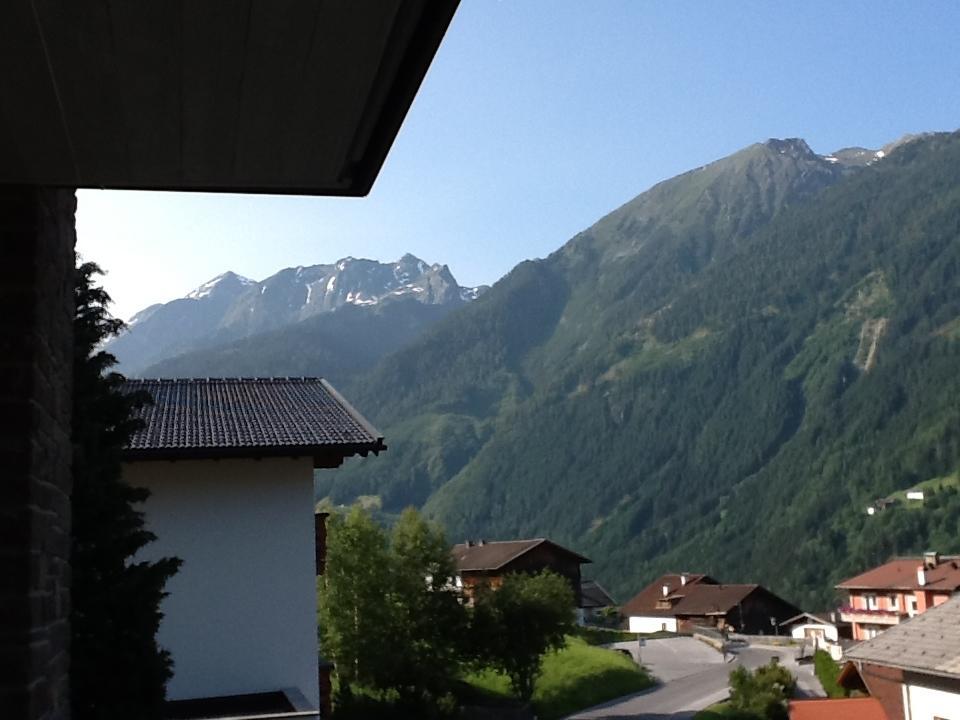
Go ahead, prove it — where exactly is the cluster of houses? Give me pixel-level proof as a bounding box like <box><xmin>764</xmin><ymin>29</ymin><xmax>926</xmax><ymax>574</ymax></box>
<box><xmin>117</xmin><ymin>376</ymin><xmax>959</xmax><ymax>720</ymax></box>
<box><xmin>447</xmin><ymin>536</ymin><xmax>960</xmax><ymax>720</ymax></box>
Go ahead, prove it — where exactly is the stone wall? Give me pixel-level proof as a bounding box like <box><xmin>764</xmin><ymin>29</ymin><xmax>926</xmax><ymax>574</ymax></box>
<box><xmin>0</xmin><ymin>186</ymin><xmax>76</xmax><ymax>719</ymax></box>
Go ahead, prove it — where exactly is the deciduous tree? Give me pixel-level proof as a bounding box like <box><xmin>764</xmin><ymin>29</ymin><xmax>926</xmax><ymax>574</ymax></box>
<box><xmin>471</xmin><ymin>570</ymin><xmax>574</xmax><ymax>702</ymax></box>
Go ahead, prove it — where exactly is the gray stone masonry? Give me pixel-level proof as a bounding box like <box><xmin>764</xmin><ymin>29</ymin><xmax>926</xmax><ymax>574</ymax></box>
<box><xmin>0</xmin><ymin>186</ymin><xmax>76</xmax><ymax>720</ymax></box>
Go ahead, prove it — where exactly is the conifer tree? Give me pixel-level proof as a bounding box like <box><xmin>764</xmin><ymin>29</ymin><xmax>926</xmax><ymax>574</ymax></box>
<box><xmin>71</xmin><ymin>261</ymin><xmax>181</xmax><ymax>720</ymax></box>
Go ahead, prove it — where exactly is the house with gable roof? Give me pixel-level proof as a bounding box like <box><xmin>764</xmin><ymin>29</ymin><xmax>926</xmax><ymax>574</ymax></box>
<box><xmin>451</xmin><ymin>538</ymin><xmax>591</xmax><ymax>607</ymax></box>
<box><xmin>621</xmin><ymin>572</ymin><xmax>800</xmax><ymax>635</ymax></box>
<box><xmin>121</xmin><ymin>377</ymin><xmax>384</xmax><ymax>719</ymax></box>
<box><xmin>836</xmin><ymin>551</ymin><xmax>960</xmax><ymax>641</ymax></box>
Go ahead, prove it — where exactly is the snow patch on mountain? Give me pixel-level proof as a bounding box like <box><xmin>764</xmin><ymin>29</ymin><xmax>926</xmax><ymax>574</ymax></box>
<box><xmin>186</xmin><ymin>272</ymin><xmax>256</xmax><ymax>299</ymax></box>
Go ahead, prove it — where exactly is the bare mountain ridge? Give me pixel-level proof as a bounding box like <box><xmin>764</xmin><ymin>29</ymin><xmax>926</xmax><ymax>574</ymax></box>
<box><xmin>108</xmin><ymin>254</ymin><xmax>487</xmax><ymax>375</ymax></box>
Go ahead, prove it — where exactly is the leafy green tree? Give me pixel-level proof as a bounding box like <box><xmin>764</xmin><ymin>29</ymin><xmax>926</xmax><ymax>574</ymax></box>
<box><xmin>471</xmin><ymin>570</ymin><xmax>575</xmax><ymax>703</ymax></box>
<box><xmin>728</xmin><ymin>660</ymin><xmax>796</xmax><ymax>720</ymax></box>
<box><xmin>71</xmin><ymin>261</ymin><xmax>181</xmax><ymax>719</ymax></box>
<box><xmin>317</xmin><ymin>506</ymin><xmax>393</xmax><ymax>690</ymax></box>
<box><xmin>317</xmin><ymin>506</ymin><xmax>465</xmax><ymax>709</ymax></box>
<box><xmin>387</xmin><ymin>508</ymin><xmax>468</xmax><ymax>697</ymax></box>
<box><xmin>813</xmin><ymin>649</ymin><xmax>848</xmax><ymax>698</ymax></box>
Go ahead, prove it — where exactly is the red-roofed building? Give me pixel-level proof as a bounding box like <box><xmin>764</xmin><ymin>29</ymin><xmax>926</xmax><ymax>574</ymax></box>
<box><xmin>836</xmin><ymin>552</ymin><xmax>960</xmax><ymax>641</ymax></box>
<box><xmin>788</xmin><ymin>697</ymin><xmax>888</xmax><ymax>720</ymax></box>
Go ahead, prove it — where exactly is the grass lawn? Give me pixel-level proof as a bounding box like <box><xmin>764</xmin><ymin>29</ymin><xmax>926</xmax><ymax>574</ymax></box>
<box><xmin>693</xmin><ymin>701</ymin><xmax>752</xmax><ymax>719</ymax></box>
<box><xmin>463</xmin><ymin>636</ymin><xmax>654</xmax><ymax>719</ymax></box>
<box><xmin>573</xmin><ymin>625</ymin><xmax>679</xmax><ymax>645</ymax></box>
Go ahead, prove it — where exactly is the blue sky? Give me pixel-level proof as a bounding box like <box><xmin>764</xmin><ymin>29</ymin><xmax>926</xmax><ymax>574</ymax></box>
<box><xmin>77</xmin><ymin>1</ymin><xmax>960</xmax><ymax>320</ymax></box>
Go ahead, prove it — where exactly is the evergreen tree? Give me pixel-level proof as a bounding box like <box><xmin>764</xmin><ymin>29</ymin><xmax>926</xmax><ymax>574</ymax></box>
<box><xmin>71</xmin><ymin>261</ymin><xmax>181</xmax><ymax>720</ymax></box>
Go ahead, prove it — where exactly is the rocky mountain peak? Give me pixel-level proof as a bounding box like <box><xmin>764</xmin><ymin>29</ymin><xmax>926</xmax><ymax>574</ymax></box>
<box><xmin>762</xmin><ymin>137</ymin><xmax>816</xmax><ymax>157</ymax></box>
<box><xmin>107</xmin><ymin>253</ymin><xmax>485</xmax><ymax>374</ymax></box>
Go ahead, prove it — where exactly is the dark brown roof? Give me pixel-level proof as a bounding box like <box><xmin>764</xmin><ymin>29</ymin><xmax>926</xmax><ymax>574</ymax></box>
<box><xmin>451</xmin><ymin>539</ymin><xmax>591</xmax><ymax>572</ymax></box>
<box><xmin>580</xmin><ymin>580</ymin><xmax>616</xmax><ymax>609</ymax></box>
<box><xmin>621</xmin><ymin>573</ymin><xmax>716</xmax><ymax>617</ymax></box>
<box><xmin>836</xmin><ymin>556</ymin><xmax>960</xmax><ymax>591</ymax></box>
<box><xmin>668</xmin><ymin>584</ymin><xmax>761</xmax><ymax>616</ymax></box>
<box><xmin>121</xmin><ymin>378</ymin><xmax>384</xmax><ymax>461</ymax></box>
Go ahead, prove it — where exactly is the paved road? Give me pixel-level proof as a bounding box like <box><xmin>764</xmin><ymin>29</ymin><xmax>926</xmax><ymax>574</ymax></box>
<box><xmin>566</xmin><ymin>637</ymin><xmax>820</xmax><ymax>719</ymax></box>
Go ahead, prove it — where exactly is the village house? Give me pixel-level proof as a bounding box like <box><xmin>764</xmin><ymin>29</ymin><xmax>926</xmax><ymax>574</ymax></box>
<box><xmin>121</xmin><ymin>378</ymin><xmax>384</xmax><ymax>719</ymax></box>
<box><xmin>621</xmin><ymin>573</ymin><xmax>800</xmax><ymax>635</ymax></box>
<box><xmin>838</xmin><ymin>594</ymin><xmax>960</xmax><ymax>720</ymax></box>
<box><xmin>836</xmin><ymin>552</ymin><xmax>960</xmax><ymax>641</ymax></box>
<box><xmin>577</xmin><ymin>579</ymin><xmax>617</xmax><ymax>626</ymax></box>
<box><xmin>451</xmin><ymin>538</ymin><xmax>590</xmax><ymax>606</ymax></box>
<box><xmin>779</xmin><ymin>612</ymin><xmax>840</xmax><ymax>645</ymax></box>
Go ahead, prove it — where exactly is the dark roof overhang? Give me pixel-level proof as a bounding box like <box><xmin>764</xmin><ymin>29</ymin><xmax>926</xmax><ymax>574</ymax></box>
<box><xmin>0</xmin><ymin>0</ymin><xmax>458</xmax><ymax>196</ymax></box>
<box><xmin>122</xmin><ymin>439</ymin><xmax>384</xmax><ymax>468</ymax></box>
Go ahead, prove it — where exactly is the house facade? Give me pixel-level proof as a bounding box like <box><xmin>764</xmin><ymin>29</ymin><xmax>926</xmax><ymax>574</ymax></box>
<box><xmin>779</xmin><ymin>612</ymin><xmax>840</xmax><ymax>644</ymax></box>
<box><xmin>451</xmin><ymin>538</ymin><xmax>590</xmax><ymax>606</ymax></box>
<box><xmin>842</xmin><ymin>594</ymin><xmax>960</xmax><ymax>720</ymax></box>
<box><xmin>836</xmin><ymin>552</ymin><xmax>960</xmax><ymax>641</ymax></box>
<box><xmin>622</xmin><ymin>573</ymin><xmax>800</xmax><ymax>635</ymax></box>
<box><xmin>577</xmin><ymin>580</ymin><xmax>617</xmax><ymax>626</ymax></box>
<box><xmin>122</xmin><ymin>378</ymin><xmax>384</xmax><ymax>718</ymax></box>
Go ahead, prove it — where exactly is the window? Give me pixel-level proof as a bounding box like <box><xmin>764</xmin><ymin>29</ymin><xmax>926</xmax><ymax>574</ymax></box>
<box><xmin>908</xmin><ymin>597</ymin><xmax>918</xmax><ymax>615</ymax></box>
<box><xmin>865</xmin><ymin>594</ymin><xmax>878</xmax><ymax>610</ymax></box>
<box><xmin>888</xmin><ymin>595</ymin><xmax>898</xmax><ymax>610</ymax></box>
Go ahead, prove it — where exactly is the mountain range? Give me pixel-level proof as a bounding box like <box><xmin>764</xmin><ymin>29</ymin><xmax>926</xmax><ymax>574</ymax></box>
<box><xmin>319</xmin><ymin>131</ymin><xmax>960</xmax><ymax>609</ymax></box>
<box><xmin>116</xmin><ymin>130</ymin><xmax>960</xmax><ymax>609</ymax></box>
<box><xmin>108</xmin><ymin>254</ymin><xmax>486</xmax><ymax>377</ymax></box>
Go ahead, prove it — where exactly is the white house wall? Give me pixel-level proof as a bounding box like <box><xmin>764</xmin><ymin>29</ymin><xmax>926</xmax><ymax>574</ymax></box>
<box><xmin>788</xmin><ymin>623</ymin><xmax>839</xmax><ymax>643</ymax></box>
<box><xmin>906</xmin><ymin>682</ymin><xmax>960</xmax><ymax>720</ymax></box>
<box><xmin>125</xmin><ymin>457</ymin><xmax>319</xmax><ymax>708</ymax></box>
<box><xmin>629</xmin><ymin>616</ymin><xmax>677</xmax><ymax>633</ymax></box>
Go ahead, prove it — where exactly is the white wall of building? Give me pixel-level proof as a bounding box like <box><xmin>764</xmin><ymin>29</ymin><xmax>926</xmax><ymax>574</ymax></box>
<box><xmin>788</xmin><ymin>623</ymin><xmax>839</xmax><ymax>643</ymax></box>
<box><xmin>628</xmin><ymin>616</ymin><xmax>677</xmax><ymax>633</ymax></box>
<box><xmin>906</xmin><ymin>682</ymin><xmax>960</xmax><ymax>720</ymax></box>
<box><xmin>125</xmin><ymin>457</ymin><xmax>319</xmax><ymax>708</ymax></box>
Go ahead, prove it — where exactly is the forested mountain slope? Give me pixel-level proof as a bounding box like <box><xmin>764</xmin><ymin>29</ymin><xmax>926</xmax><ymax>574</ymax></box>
<box><xmin>320</xmin><ymin>132</ymin><xmax>960</xmax><ymax>608</ymax></box>
<box><xmin>143</xmin><ymin>299</ymin><xmax>458</xmax><ymax>387</ymax></box>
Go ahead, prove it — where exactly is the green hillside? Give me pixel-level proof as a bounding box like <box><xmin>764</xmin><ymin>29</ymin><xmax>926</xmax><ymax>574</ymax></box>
<box><xmin>318</xmin><ymin>132</ymin><xmax>960</xmax><ymax>609</ymax></box>
<box><xmin>142</xmin><ymin>299</ymin><xmax>457</xmax><ymax>386</ymax></box>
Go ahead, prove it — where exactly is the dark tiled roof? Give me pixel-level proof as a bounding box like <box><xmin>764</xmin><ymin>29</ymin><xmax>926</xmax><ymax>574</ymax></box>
<box><xmin>845</xmin><ymin>594</ymin><xmax>960</xmax><ymax>678</ymax></box>
<box><xmin>580</xmin><ymin>580</ymin><xmax>616</xmax><ymax>609</ymax></box>
<box><xmin>836</xmin><ymin>556</ymin><xmax>960</xmax><ymax>591</ymax></box>
<box><xmin>451</xmin><ymin>538</ymin><xmax>591</xmax><ymax>572</ymax></box>
<box><xmin>621</xmin><ymin>573</ymin><xmax>716</xmax><ymax>617</ymax></box>
<box><xmin>668</xmin><ymin>584</ymin><xmax>760</xmax><ymax>616</ymax></box>
<box><xmin>623</xmin><ymin>576</ymin><xmax>775</xmax><ymax>618</ymax></box>
<box><xmin>121</xmin><ymin>378</ymin><xmax>384</xmax><ymax>460</ymax></box>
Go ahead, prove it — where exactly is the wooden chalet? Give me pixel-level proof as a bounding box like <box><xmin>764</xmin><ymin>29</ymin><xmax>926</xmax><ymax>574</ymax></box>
<box><xmin>451</xmin><ymin>538</ymin><xmax>591</xmax><ymax>606</ymax></box>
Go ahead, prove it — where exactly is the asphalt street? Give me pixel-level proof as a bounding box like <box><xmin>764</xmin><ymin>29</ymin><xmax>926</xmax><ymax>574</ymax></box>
<box><xmin>566</xmin><ymin>637</ymin><xmax>822</xmax><ymax>719</ymax></box>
